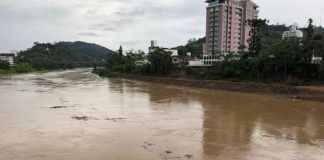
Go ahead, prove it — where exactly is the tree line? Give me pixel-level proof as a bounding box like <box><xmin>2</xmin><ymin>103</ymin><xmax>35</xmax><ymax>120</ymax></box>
<box><xmin>97</xmin><ymin>18</ymin><xmax>324</xmax><ymax>84</ymax></box>
<box><xmin>94</xmin><ymin>46</ymin><xmax>174</xmax><ymax>77</ymax></box>
<box><xmin>188</xmin><ymin>18</ymin><xmax>324</xmax><ymax>84</ymax></box>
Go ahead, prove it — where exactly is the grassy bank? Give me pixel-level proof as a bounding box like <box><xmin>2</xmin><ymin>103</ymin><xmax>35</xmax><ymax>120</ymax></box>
<box><xmin>0</xmin><ymin>63</ymin><xmax>34</xmax><ymax>76</ymax></box>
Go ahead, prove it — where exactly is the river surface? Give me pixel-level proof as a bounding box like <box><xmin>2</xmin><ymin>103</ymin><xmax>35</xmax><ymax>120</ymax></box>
<box><xmin>1</xmin><ymin>69</ymin><xmax>324</xmax><ymax>160</ymax></box>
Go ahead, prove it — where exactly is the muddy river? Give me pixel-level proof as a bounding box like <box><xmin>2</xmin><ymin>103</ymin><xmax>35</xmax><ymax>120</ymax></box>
<box><xmin>1</xmin><ymin>69</ymin><xmax>324</xmax><ymax>160</ymax></box>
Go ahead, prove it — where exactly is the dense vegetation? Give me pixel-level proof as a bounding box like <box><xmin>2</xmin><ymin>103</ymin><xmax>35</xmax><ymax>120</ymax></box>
<box><xmin>187</xmin><ymin>19</ymin><xmax>324</xmax><ymax>84</ymax></box>
<box><xmin>142</xmin><ymin>49</ymin><xmax>173</xmax><ymax>76</ymax></box>
<box><xmin>0</xmin><ymin>61</ymin><xmax>34</xmax><ymax>76</ymax></box>
<box><xmin>97</xmin><ymin>46</ymin><xmax>173</xmax><ymax>77</ymax></box>
<box><xmin>0</xmin><ymin>60</ymin><xmax>10</xmax><ymax>70</ymax></box>
<box><xmin>97</xmin><ymin>19</ymin><xmax>324</xmax><ymax>84</ymax></box>
<box><xmin>17</xmin><ymin>41</ymin><xmax>114</xmax><ymax>70</ymax></box>
<box><xmin>173</xmin><ymin>38</ymin><xmax>205</xmax><ymax>58</ymax></box>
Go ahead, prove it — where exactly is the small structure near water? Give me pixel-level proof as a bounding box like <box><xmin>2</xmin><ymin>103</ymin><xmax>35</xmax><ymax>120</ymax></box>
<box><xmin>0</xmin><ymin>53</ymin><xmax>16</xmax><ymax>66</ymax></box>
<box><xmin>135</xmin><ymin>60</ymin><xmax>150</xmax><ymax>67</ymax></box>
<box><xmin>312</xmin><ymin>54</ymin><xmax>322</xmax><ymax>64</ymax></box>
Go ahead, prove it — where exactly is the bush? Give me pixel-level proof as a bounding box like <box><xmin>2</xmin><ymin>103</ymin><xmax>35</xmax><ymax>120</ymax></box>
<box><xmin>186</xmin><ymin>67</ymin><xmax>194</xmax><ymax>75</ymax></box>
<box><xmin>92</xmin><ymin>68</ymin><xmax>117</xmax><ymax>78</ymax></box>
<box><xmin>0</xmin><ymin>69</ymin><xmax>10</xmax><ymax>75</ymax></box>
<box><xmin>0</xmin><ymin>60</ymin><xmax>10</xmax><ymax>70</ymax></box>
<box><xmin>14</xmin><ymin>63</ymin><xmax>34</xmax><ymax>73</ymax></box>
<box><xmin>141</xmin><ymin>64</ymin><xmax>153</xmax><ymax>75</ymax></box>
<box><xmin>319</xmin><ymin>63</ymin><xmax>324</xmax><ymax>80</ymax></box>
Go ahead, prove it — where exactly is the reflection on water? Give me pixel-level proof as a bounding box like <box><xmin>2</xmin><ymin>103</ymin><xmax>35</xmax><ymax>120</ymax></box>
<box><xmin>0</xmin><ymin>69</ymin><xmax>324</xmax><ymax>160</ymax></box>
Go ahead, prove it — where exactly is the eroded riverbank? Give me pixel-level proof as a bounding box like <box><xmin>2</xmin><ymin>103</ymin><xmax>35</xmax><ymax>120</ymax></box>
<box><xmin>1</xmin><ymin>69</ymin><xmax>324</xmax><ymax>160</ymax></box>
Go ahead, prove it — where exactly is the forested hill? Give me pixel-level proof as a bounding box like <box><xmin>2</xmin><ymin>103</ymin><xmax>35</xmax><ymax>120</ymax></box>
<box><xmin>18</xmin><ymin>41</ymin><xmax>115</xmax><ymax>70</ymax></box>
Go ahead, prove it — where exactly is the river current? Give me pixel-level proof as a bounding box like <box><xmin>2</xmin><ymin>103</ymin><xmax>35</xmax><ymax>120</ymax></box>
<box><xmin>1</xmin><ymin>69</ymin><xmax>324</xmax><ymax>160</ymax></box>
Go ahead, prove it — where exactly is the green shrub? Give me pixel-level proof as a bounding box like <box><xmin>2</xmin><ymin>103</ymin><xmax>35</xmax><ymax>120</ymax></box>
<box><xmin>14</xmin><ymin>63</ymin><xmax>34</xmax><ymax>73</ymax></box>
<box><xmin>93</xmin><ymin>68</ymin><xmax>117</xmax><ymax>78</ymax></box>
<box><xmin>0</xmin><ymin>69</ymin><xmax>10</xmax><ymax>75</ymax></box>
<box><xmin>319</xmin><ymin>63</ymin><xmax>324</xmax><ymax>80</ymax></box>
<box><xmin>141</xmin><ymin>64</ymin><xmax>153</xmax><ymax>75</ymax></box>
<box><xmin>0</xmin><ymin>60</ymin><xmax>10</xmax><ymax>70</ymax></box>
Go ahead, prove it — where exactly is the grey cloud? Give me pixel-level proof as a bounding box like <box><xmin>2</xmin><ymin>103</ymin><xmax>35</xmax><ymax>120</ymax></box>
<box><xmin>103</xmin><ymin>27</ymin><xmax>118</xmax><ymax>31</ymax></box>
<box><xmin>77</xmin><ymin>32</ymin><xmax>99</xmax><ymax>36</ymax></box>
<box><xmin>90</xmin><ymin>18</ymin><xmax>133</xmax><ymax>32</ymax></box>
<box><xmin>121</xmin><ymin>40</ymin><xmax>143</xmax><ymax>45</ymax></box>
<box><xmin>0</xmin><ymin>3</ymin><xmax>72</xmax><ymax>23</ymax></box>
<box><xmin>173</xmin><ymin>27</ymin><xmax>205</xmax><ymax>34</ymax></box>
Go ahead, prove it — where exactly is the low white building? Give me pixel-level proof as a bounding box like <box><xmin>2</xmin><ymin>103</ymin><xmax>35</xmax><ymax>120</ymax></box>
<box><xmin>188</xmin><ymin>59</ymin><xmax>204</xmax><ymax>67</ymax></box>
<box><xmin>164</xmin><ymin>49</ymin><xmax>178</xmax><ymax>57</ymax></box>
<box><xmin>188</xmin><ymin>55</ymin><xmax>223</xmax><ymax>67</ymax></box>
<box><xmin>135</xmin><ymin>60</ymin><xmax>150</xmax><ymax>67</ymax></box>
<box><xmin>283</xmin><ymin>23</ymin><xmax>303</xmax><ymax>39</ymax></box>
<box><xmin>312</xmin><ymin>54</ymin><xmax>322</xmax><ymax>64</ymax></box>
<box><xmin>0</xmin><ymin>53</ymin><xmax>16</xmax><ymax>66</ymax></box>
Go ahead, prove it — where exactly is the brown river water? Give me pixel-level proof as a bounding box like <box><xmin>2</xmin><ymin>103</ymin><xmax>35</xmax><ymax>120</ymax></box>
<box><xmin>1</xmin><ymin>69</ymin><xmax>324</xmax><ymax>160</ymax></box>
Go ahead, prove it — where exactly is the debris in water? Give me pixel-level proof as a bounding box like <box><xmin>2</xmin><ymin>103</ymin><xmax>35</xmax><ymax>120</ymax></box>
<box><xmin>185</xmin><ymin>154</ymin><xmax>193</xmax><ymax>159</ymax></box>
<box><xmin>105</xmin><ymin>117</ymin><xmax>125</xmax><ymax>122</ymax></box>
<box><xmin>144</xmin><ymin>142</ymin><xmax>154</xmax><ymax>146</ymax></box>
<box><xmin>142</xmin><ymin>142</ymin><xmax>155</xmax><ymax>151</ymax></box>
<box><xmin>72</xmin><ymin>116</ymin><xmax>89</xmax><ymax>121</ymax></box>
<box><xmin>50</xmin><ymin>106</ymin><xmax>75</xmax><ymax>109</ymax></box>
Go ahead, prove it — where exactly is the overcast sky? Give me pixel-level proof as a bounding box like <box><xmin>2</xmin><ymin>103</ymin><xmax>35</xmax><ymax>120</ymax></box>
<box><xmin>0</xmin><ymin>0</ymin><xmax>323</xmax><ymax>53</ymax></box>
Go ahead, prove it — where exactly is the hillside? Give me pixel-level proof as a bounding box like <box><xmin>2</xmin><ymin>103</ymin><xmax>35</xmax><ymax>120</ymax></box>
<box><xmin>17</xmin><ymin>41</ymin><xmax>115</xmax><ymax>70</ymax></box>
<box><xmin>173</xmin><ymin>37</ymin><xmax>205</xmax><ymax>58</ymax></box>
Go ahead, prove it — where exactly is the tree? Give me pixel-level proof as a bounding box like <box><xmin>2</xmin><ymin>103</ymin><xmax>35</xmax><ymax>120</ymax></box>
<box><xmin>147</xmin><ymin>49</ymin><xmax>172</xmax><ymax>76</ymax></box>
<box><xmin>118</xmin><ymin>45</ymin><xmax>123</xmax><ymax>57</ymax></box>
<box><xmin>106</xmin><ymin>53</ymin><xmax>123</xmax><ymax>68</ymax></box>
<box><xmin>303</xmin><ymin>18</ymin><xmax>323</xmax><ymax>60</ymax></box>
<box><xmin>247</xmin><ymin>19</ymin><xmax>268</xmax><ymax>57</ymax></box>
<box><xmin>174</xmin><ymin>37</ymin><xmax>205</xmax><ymax>58</ymax></box>
<box><xmin>126</xmin><ymin>50</ymin><xmax>145</xmax><ymax>62</ymax></box>
<box><xmin>305</xmin><ymin>18</ymin><xmax>315</xmax><ymax>44</ymax></box>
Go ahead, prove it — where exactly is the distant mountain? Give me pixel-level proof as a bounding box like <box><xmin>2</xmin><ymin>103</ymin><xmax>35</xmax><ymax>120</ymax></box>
<box><xmin>18</xmin><ymin>41</ymin><xmax>115</xmax><ymax>70</ymax></box>
<box><xmin>63</xmin><ymin>41</ymin><xmax>114</xmax><ymax>63</ymax></box>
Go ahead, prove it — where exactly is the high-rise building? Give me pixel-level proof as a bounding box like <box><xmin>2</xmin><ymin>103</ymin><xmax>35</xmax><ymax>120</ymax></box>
<box><xmin>205</xmin><ymin>0</ymin><xmax>259</xmax><ymax>55</ymax></box>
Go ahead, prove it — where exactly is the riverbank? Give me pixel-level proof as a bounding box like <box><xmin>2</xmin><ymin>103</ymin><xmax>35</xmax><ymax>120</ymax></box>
<box><xmin>0</xmin><ymin>63</ymin><xmax>34</xmax><ymax>77</ymax></box>
<box><xmin>116</xmin><ymin>73</ymin><xmax>324</xmax><ymax>102</ymax></box>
